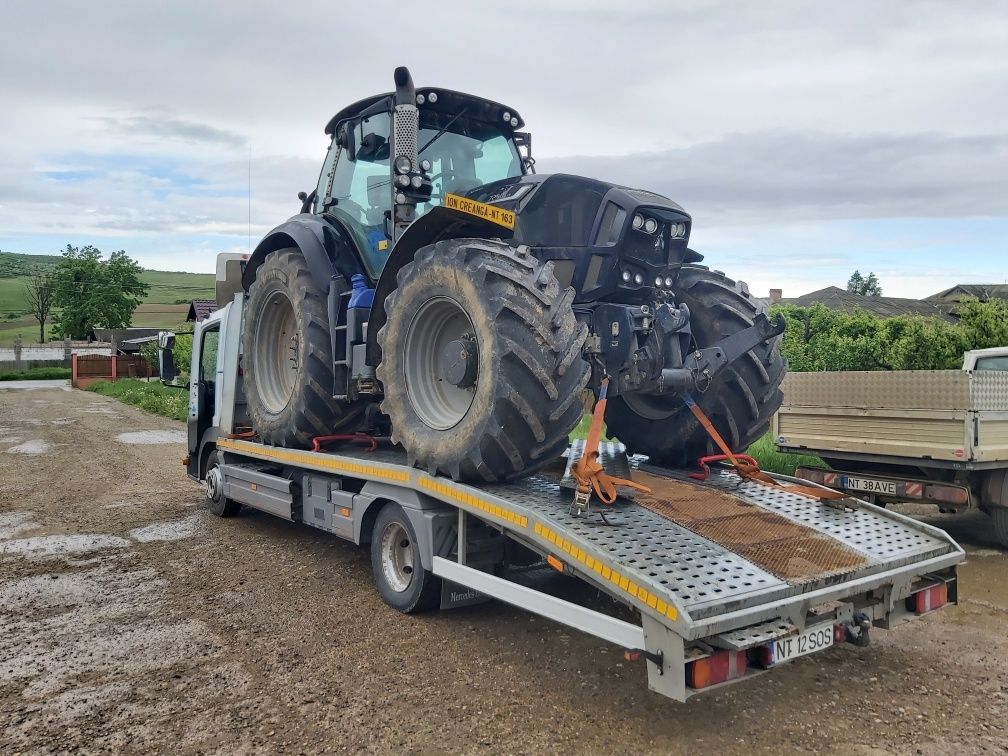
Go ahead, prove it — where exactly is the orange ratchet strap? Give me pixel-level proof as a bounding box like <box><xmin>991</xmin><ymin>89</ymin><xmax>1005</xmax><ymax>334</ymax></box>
<box><xmin>683</xmin><ymin>392</ymin><xmax>849</xmax><ymax>502</ymax></box>
<box><xmin>572</xmin><ymin>378</ymin><xmax>652</xmax><ymax>505</ymax></box>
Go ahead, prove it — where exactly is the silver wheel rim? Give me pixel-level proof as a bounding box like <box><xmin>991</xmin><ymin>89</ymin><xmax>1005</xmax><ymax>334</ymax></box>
<box><xmin>254</xmin><ymin>290</ymin><xmax>298</xmax><ymax>414</ymax></box>
<box><xmin>379</xmin><ymin>521</ymin><xmax>415</xmax><ymax>593</ymax></box>
<box><xmin>403</xmin><ymin>296</ymin><xmax>477</xmax><ymax>430</ymax></box>
<box><xmin>206</xmin><ymin>465</ymin><xmax>223</xmax><ymax>504</ymax></box>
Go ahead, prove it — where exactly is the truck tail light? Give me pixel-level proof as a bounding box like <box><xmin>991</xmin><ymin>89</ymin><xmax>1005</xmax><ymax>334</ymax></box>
<box><xmin>907</xmin><ymin>583</ymin><xmax>948</xmax><ymax>614</ymax></box>
<box><xmin>686</xmin><ymin>650</ymin><xmax>746</xmax><ymax>689</ymax></box>
<box><xmin>924</xmin><ymin>484</ymin><xmax>969</xmax><ymax>506</ymax></box>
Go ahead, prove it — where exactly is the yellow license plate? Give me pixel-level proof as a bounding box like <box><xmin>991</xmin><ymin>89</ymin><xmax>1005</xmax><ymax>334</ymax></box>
<box><xmin>444</xmin><ymin>193</ymin><xmax>516</xmax><ymax>229</ymax></box>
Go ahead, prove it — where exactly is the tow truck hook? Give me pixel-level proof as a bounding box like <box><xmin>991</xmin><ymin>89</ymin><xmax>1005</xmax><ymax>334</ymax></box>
<box><xmin>843</xmin><ymin>611</ymin><xmax>872</xmax><ymax>646</ymax></box>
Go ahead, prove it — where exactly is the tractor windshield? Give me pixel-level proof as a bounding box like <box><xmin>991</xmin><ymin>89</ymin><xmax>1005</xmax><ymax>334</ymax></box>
<box><xmin>416</xmin><ymin>113</ymin><xmax>522</xmax><ymax>211</ymax></box>
<box><xmin>320</xmin><ymin>111</ymin><xmax>522</xmax><ymax>278</ymax></box>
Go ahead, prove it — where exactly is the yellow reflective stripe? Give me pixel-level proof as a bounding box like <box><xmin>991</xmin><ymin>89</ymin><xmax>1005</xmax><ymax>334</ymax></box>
<box><xmin>534</xmin><ymin>522</ymin><xmax>678</xmax><ymax>622</ymax></box>
<box><xmin>417</xmin><ymin>477</ymin><xmax>529</xmax><ymax>528</ymax></box>
<box><xmin>216</xmin><ymin>438</ymin><xmax>410</xmax><ymax>482</ymax></box>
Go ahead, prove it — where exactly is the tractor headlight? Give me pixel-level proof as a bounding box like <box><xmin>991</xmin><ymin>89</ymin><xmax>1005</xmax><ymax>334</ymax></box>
<box><xmin>394</xmin><ymin>156</ymin><xmax>412</xmax><ymax>175</ymax></box>
<box><xmin>416</xmin><ymin>93</ymin><xmax>426</xmax><ymax>105</ymax></box>
<box><xmin>419</xmin><ymin>158</ymin><xmax>432</xmax><ymax>173</ymax></box>
<box><xmin>427</xmin><ymin>91</ymin><xmax>438</xmax><ymax>103</ymax></box>
<box><xmin>632</xmin><ymin>214</ymin><xmax>644</xmax><ymax>230</ymax></box>
<box><xmin>643</xmin><ymin>217</ymin><xmax>658</xmax><ymax>234</ymax></box>
<box><xmin>502</xmin><ymin>111</ymin><xmax>511</xmax><ymax>122</ymax></box>
<box><xmin>621</xmin><ymin>269</ymin><xmax>632</xmax><ymax>282</ymax></box>
<box><xmin>633</xmin><ymin>273</ymin><xmax>644</xmax><ymax>285</ymax></box>
<box><xmin>655</xmin><ymin>276</ymin><xmax>663</xmax><ymax>287</ymax></box>
<box><xmin>410</xmin><ymin>175</ymin><xmax>423</xmax><ymax>189</ymax></box>
<box><xmin>664</xmin><ymin>276</ymin><xmax>674</xmax><ymax>287</ymax></box>
<box><xmin>396</xmin><ymin>174</ymin><xmax>410</xmax><ymax>188</ymax></box>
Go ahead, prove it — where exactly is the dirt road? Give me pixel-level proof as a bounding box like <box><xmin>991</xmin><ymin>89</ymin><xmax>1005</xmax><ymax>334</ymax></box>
<box><xmin>1</xmin><ymin>385</ymin><xmax>1006</xmax><ymax>754</ymax></box>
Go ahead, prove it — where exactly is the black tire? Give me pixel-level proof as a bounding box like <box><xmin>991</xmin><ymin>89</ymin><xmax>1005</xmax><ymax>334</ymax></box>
<box><xmin>242</xmin><ymin>248</ymin><xmax>351</xmax><ymax>447</ymax></box>
<box><xmin>605</xmin><ymin>265</ymin><xmax>786</xmax><ymax>466</ymax></box>
<box><xmin>370</xmin><ymin>504</ymin><xmax>441</xmax><ymax>613</ymax></box>
<box><xmin>376</xmin><ymin>239</ymin><xmax>590</xmax><ymax>482</ymax></box>
<box><xmin>205</xmin><ymin>450</ymin><xmax>241</xmax><ymax>517</ymax></box>
<box><xmin>991</xmin><ymin>509</ymin><xmax>1008</xmax><ymax>549</ymax></box>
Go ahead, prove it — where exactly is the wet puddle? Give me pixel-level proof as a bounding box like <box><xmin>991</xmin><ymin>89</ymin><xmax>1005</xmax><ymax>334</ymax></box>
<box><xmin>7</xmin><ymin>440</ymin><xmax>53</xmax><ymax>455</ymax></box>
<box><xmin>115</xmin><ymin>430</ymin><xmax>187</xmax><ymax>445</ymax></box>
<box><xmin>128</xmin><ymin>514</ymin><xmax>202</xmax><ymax>543</ymax></box>
<box><xmin>0</xmin><ymin>534</ymin><xmax>131</xmax><ymax>561</ymax></box>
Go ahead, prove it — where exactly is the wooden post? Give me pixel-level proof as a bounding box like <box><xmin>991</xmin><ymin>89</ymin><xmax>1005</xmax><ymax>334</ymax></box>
<box><xmin>71</xmin><ymin>353</ymin><xmax>78</xmax><ymax>388</ymax></box>
<box><xmin>110</xmin><ymin>355</ymin><xmax>118</xmax><ymax>380</ymax></box>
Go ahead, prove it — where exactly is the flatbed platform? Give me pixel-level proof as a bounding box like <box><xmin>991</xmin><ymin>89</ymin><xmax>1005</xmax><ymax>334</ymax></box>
<box><xmin>217</xmin><ymin>437</ymin><xmax>963</xmax><ymax>649</ymax></box>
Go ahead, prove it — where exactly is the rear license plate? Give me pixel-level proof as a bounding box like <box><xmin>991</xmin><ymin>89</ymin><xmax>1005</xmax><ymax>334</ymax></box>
<box><xmin>843</xmin><ymin>475</ymin><xmax>897</xmax><ymax>495</ymax></box>
<box><xmin>767</xmin><ymin>623</ymin><xmax>834</xmax><ymax>665</ymax></box>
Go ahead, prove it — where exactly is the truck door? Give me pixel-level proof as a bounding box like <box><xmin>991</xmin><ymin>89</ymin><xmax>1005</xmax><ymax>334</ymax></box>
<box><xmin>188</xmin><ymin>323</ymin><xmax>221</xmax><ymax>466</ymax></box>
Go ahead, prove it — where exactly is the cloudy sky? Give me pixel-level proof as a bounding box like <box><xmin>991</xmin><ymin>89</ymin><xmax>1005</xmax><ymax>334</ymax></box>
<box><xmin>1</xmin><ymin>0</ymin><xmax>1005</xmax><ymax>299</ymax></box>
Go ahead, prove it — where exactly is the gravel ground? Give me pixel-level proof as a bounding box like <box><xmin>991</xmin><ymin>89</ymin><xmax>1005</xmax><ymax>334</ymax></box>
<box><xmin>1</xmin><ymin>385</ymin><xmax>1006</xmax><ymax>754</ymax></box>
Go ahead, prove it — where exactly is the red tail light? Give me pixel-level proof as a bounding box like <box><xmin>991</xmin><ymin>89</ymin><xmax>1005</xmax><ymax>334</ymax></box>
<box><xmin>686</xmin><ymin>650</ymin><xmax>747</xmax><ymax>689</ymax></box>
<box><xmin>908</xmin><ymin>583</ymin><xmax>948</xmax><ymax>614</ymax></box>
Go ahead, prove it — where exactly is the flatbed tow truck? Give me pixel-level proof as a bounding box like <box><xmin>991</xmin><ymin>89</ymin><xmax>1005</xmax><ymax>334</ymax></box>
<box><xmin>164</xmin><ymin>285</ymin><xmax>965</xmax><ymax>703</ymax></box>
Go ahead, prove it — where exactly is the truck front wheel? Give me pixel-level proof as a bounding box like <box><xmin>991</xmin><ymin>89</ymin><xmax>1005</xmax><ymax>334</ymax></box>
<box><xmin>369</xmin><ymin>504</ymin><xmax>440</xmax><ymax>613</ymax></box>
<box><xmin>205</xmin><ymin>450</ymin><xmax>241</xmax><ymax>517</ymax></box>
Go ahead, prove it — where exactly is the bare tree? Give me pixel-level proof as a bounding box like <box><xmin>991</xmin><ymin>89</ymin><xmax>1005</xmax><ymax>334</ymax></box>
<box><xmin>23</xmin><ymin>267</ymin><xmax>56</xmax><ymax>343</ymax></box>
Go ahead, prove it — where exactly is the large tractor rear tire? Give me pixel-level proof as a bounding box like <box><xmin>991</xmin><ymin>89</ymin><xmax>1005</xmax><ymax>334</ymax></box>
<box><xmin>376</xmin><ymin>238</ymin><xmax>590</xmax><ymax>483</ymax></box>
<box><xmin>605</xmin><ymin>265</ymin><xmax>786</xmax><ymax>466</ymax></box>
<box><xmin>242</xmin><ymin>248</ymin><xmax>351</xmax><ymax>447</ymax></box>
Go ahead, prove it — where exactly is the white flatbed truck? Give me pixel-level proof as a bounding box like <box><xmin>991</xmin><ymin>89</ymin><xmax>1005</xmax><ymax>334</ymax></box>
<box><xmin>165</xmin><ymin>293</ymin><xmax>965</xmax><ymax>703</ymax></box>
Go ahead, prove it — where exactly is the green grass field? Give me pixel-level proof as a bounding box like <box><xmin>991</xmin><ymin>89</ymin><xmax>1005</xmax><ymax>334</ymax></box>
<box><xmin>0</xmin><ymin>251</ymin><xmax>210</xmax><ymax>345</ymax></box>
<box><xmin>85</xmin><ymin>378</ymin><xmax>189</xmax><ymax>422</ymax></box>
<box><xmin>0</xmin><ymin>366</ymin><xmax>71</xmax><ymax>380</ymax></box>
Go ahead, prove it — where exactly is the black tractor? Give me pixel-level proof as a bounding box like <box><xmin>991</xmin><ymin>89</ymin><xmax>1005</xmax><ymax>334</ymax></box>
<box><xmin>240</xmin><ymin>67</ymin><xmax>786</xmax><ymax>482</ymax></box>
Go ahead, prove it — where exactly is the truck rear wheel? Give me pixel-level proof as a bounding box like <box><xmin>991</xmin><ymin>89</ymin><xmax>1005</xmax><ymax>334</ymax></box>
<box><xmin>605</xmin><ymin>265</ymin><xmax>786</xmax><ymax>466</ymax></box>
<box><xmin>376</xmin><ymin>238</ymin><xmax>590</xmax><ymax>482</ymax></box>
<box><xmin>242</xmin><ymin>248</ymin><xmax>351</xmax><ymax>447</ymax></box>
<box><xmin>370</xmin><ymin>504</ymin><xmax>440</xmax><ymax>613</ymax></box>
<box><xmin>991</xmin><ymin>509</ymin><xmax>1008</xmax><ymax>549</ymax></box>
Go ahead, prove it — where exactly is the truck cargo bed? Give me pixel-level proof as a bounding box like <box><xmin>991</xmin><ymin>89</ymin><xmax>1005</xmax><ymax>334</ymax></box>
<box><xmin>776</xmin><ymin>370</ymin><xmax>1008</xmax><ymax>465</ymax></box>
<box><xmin>217</xmin><ymin>438</ymin><xmax>963</xmax><ymax>642</ymax></box>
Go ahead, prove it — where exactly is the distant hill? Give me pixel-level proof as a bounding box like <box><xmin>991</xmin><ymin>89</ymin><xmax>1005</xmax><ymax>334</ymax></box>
<box><xmin>0</xmin><ymin>251</ymin><xmax>216</xmax><ymax>345</ymax></box>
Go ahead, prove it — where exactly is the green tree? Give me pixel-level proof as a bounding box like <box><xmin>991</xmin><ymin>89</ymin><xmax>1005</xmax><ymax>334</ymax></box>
<box><xmin>23</xmin><ymin>266</ymin><xmax>56</xmax><ymax>342</ymax></box>
<box><xmin>771</xmin><ymin>303</ymin><xmax>969</xmax><ymax>372</ymax></box>
<box><xmin>954</xmin><ymin>296</ymin><xmax>1008</xmax><ymax>350</ymax></box>
<box><xmin>846</xmin><ymin>270</ymin><xmax>882</xmax><ymax>296</ymax></box>
<box><xmin>50</xmin><ymin>245</ymin><xmax>149</xmax><ymax>339</ymax></box>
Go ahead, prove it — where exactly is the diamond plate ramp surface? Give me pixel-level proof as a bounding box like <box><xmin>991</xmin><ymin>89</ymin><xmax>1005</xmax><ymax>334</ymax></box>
<box><xmin>632</xmin><ymin>471</ymin><xmax>870</xmax><ymax>583</ymax></box>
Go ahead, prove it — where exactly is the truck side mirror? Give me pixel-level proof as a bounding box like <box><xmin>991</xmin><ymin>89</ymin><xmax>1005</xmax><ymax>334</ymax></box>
<box><xmin>158</xmin><ymin>331</ymin><xmax>177</xmax><ymax>384</ymax></box>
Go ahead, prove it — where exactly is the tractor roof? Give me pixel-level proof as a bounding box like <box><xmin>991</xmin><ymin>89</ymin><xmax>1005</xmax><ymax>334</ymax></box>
<box><xmin>324</xmin><ymin>89</ymin><xmax>524</xmax><ymax>136</ymax></box>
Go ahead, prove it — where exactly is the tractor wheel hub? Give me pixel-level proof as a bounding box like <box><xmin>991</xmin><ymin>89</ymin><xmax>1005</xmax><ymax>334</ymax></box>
<box><xmin>440</xmin><ymin>338</ymin><xmax>478</xmax><ymax>388</ymax></box>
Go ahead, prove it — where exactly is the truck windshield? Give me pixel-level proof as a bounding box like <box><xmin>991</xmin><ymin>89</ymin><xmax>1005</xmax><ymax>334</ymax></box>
<box><xmin>975</xmin><ymin>356</ymin><xmax>1008</xmax><ymax>371</ymax></box>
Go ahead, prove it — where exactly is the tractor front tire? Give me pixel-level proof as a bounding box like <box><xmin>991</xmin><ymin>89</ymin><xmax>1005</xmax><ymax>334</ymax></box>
<box><xmin>376</xmin><ymin>238</ymin><xmax>590</xmax><ymax>483</ymax></box>
<box><xmin>605</xmin><ymin>265</ymin><xmax>786</xmax><ymax>467</ymax></box>
<box><xmin>242</xmin><ymin>248</ymin><xmax>349</xmax><ymax>447</ymax></box>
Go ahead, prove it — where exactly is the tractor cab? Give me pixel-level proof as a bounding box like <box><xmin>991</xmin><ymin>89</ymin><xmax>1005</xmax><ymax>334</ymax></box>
<box><xmin>314</xmin><ymin>72</ymin><xmax>530</xmax><ymax>279</ymax></box>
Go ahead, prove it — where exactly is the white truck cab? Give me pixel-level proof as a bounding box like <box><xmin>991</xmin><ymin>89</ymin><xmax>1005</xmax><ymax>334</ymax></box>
<box><xmin>962</xmin><ymin>346</ymin><xmax>1008</xmax><ymax>372</ymax></box>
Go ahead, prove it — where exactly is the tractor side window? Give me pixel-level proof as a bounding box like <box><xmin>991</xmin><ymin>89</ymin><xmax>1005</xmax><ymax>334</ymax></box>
<box><xmin>199</xmin><ymin>328</ymin><xmax>220</xmax><ymax>389</ymax></box>
<box><xmin>327</xmin><ymin>112</ymin><xmax>392</xmax><ymax>276</ymax></box>
<box><xmin>313</xmin><ymin>138</ymin><xmax>338</xmax><ymax>214</ymax></box>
